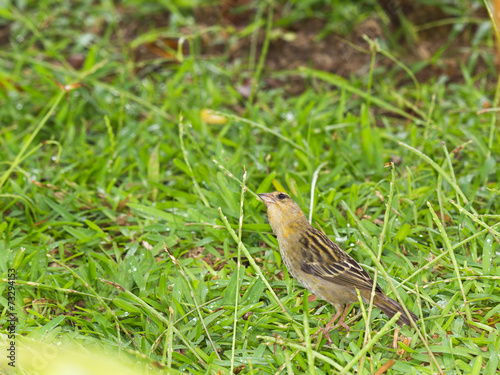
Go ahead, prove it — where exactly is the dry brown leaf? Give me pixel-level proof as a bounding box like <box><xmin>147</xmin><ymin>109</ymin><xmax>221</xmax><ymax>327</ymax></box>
<box><xmin>374</xmin><ymin>359</ymin><xmax>396</xmax><ymax>375</ymax></box>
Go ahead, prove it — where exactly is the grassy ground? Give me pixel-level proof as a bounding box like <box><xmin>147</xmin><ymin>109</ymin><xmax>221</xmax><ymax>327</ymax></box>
<box><xmin>1</xmin><ymin>0</ymin><xmax>500</xmax><ymax>374</ymax></box>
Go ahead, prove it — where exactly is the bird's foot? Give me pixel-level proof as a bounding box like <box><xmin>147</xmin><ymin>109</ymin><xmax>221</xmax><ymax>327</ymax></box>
<box><xmin>323</xmin><ymin>305</ymin><xmax>351</xmax><ymax>345</ymax></box>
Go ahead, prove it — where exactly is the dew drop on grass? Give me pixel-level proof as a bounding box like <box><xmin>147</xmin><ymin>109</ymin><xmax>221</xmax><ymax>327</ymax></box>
<box><xmin>436</xmin><ymin>299</ymin><xmax>447</xmax><ymax>308</ymax></box>
<box><xmin>149</xmin><ymin>124</ymin><xmax>160</xmax><ymax>132</ymax></box>
<box><xmin>124</xmin><ymin>312</ymin><xmax>129</xmax><ymax>317</ymax></box>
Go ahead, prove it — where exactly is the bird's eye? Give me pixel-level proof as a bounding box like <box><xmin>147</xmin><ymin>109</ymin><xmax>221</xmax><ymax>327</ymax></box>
<box><xmin>277</xmin><ymin>193</ymin><xmax>287</xmax><ymax>200</ymax></box>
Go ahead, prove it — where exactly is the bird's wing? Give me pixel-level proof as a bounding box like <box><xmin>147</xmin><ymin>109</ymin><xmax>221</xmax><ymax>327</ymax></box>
<box><xmin>298</xmin><ymin>227</ymin><xmax>382</xmax><ymax>293</ymax></box>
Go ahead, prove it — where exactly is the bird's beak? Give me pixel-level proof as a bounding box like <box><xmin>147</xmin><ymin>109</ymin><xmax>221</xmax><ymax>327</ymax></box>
<box><xmin>258</xmin><ymin>193</ymin><xmax>276</xmax><ymax>206</ymax></box>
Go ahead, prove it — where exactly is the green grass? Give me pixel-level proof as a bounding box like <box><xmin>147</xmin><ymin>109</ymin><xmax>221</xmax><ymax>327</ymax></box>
<box><xmin>1</xmin><ymin>0</ymin><xmax>500</xmax><ymax>374</ymax></box>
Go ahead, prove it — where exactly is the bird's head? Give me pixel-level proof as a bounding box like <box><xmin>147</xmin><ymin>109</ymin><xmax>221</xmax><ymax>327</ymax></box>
<box><xmin>258</xmin><ymin>191</ymin><xmax>308</xmax><ymax>236</ymax></box>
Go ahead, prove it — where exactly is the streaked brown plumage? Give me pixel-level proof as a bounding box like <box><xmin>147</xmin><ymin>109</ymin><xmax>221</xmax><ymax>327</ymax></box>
<box><xmin>259</xmin><ymin>191</ymin><xmax>417</xmax><ymax>333</ymax></box>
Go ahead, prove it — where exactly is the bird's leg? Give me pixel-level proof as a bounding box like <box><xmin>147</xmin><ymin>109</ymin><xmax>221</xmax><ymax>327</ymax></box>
<box><xmin>323</xmin><ymin>304</ymin><xmax>351</xmax><ymax>344</ymax></box>
<box><xmin>334</xmin><ymin>304</ymin><xmax>351</xmax><ymax>331</ymax></box>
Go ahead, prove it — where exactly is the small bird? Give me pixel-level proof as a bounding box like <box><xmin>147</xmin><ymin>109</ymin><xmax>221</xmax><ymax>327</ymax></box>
<box><xmin>259</xmin><ymin>191</ymin><xmax>417</xmax><ymax>336</ymax></box>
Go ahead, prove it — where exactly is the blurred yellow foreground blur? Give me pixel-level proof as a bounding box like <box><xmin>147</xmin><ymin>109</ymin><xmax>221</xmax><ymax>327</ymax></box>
<box><xmin>0</xmin><ymin>334</ymin><xmax>184</xmax><ymax>375</ymax></box>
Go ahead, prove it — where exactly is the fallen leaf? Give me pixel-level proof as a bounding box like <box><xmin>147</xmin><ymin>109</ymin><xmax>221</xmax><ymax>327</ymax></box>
<box><xmin>374</xmin><ymin>359</ymin><xmax>396</xmax><ymax>375</ymax></box>
<box><xmin>201</xmin><ymin>109</ymin><xmax>228</xmax><ymax>125</ymax></box>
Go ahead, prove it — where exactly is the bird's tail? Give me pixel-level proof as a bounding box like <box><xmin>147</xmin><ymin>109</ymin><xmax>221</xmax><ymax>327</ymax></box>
<box><xmin>374</xmin><ymin>293</ymin><xmax>417</xmax><ymax>326</ymax></box>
